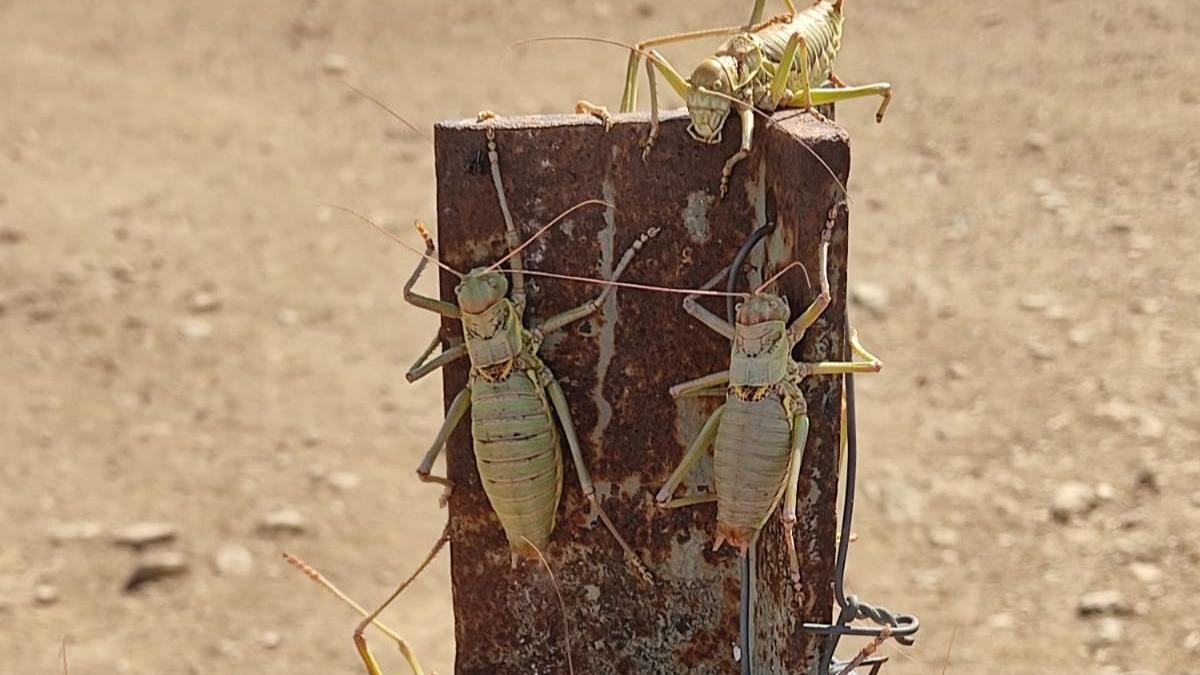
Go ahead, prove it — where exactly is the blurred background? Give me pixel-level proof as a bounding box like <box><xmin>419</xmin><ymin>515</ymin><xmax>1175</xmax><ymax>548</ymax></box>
<box><xmin>1</xmin><ymin>1</ymin><xmax>1197</xmax><ymax>673</ymax></box>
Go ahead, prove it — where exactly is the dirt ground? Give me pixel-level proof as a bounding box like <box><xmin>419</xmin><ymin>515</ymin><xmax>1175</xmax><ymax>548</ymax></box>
<box><xmin>1</xmin><ymin>0</ymin><xmax>1198</xmax><ymax>673</ymax></box>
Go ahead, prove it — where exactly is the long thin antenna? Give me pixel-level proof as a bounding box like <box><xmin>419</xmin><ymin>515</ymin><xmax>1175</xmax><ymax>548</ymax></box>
<box><xmin>329</xmin><ymin>205</ymin><xmax>465</xmax><ymax>279</ymax></box>
<box><xmin>521</xmin><ymin>537</ymin><xmax>575</xmax><ymax>675</ymax></box>
<box><xmin>339</xmin><ymin>80</ymin><xmax>430</xmax><ymax>143</ymax></box>
<box><xmin>500</xmin><ymin>268</ymin><xmax>750</xmax><ymax>298</ymax></box>
<box><xmin>754</xmin><ymin>260</ymin><xmax>812</xmax><ymax>295</ymax></box>
<box><xmin>486</xmin><ymin>199</ymin><xmax>614</xmax><ymax>272</ymax></box>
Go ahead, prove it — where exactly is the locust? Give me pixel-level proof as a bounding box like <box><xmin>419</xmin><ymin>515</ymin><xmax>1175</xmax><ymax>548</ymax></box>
<box><xmin>400</xmin><ymin>124</ymin><xmax>656</xmax><ymax>580</ymax></box>
<box><xmin>654</xmin><ymin>206</ymin><xmax>881</xmax><ymax>597</ymax></box>
<box><xmin>576</xmin><ymin>0</ymin><xmax>891</xmax><ymax>196</ymax></box>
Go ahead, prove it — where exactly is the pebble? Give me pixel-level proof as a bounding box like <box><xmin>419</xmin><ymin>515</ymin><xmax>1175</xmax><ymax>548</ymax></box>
<box><xmin>178</xmin><ymin>317</ymin><xmax>213</xmax><ymax>339</ymax></box>
<box><xmin>1191</xmin><ymin>491</ymin><xmax>1200</xmax><ymax>508</ymax></box>
<box><xmin>1130</xmin><ymin>298</ymin><xmax>1161</xmax><ymax>315</ymax></box>
<box><xmin>1088</xmin><ymin>617</ymin><xmax>1124</xmax><ymax>647</ymax></box>
<box><xmin>1129</xmin><ymin>562</ymin><xmax>1163</xmax><ymax>585</ymax></box>
<box><xmin>213</xmin><ymin>543</ymin><xmax>254</xmax><ymax>577</ymax></box>
<box><xmin>1095</xmin><ymin>483</ymin><xmax>1117</xmax><ymax>502</ymax></box>
<box><xmin>326</xmin><ymin>471</ymin><xmax>361</xmax><ymax>492</ymax></box>
<box><xmin>987</xmin><ymin>613</ymin><xmax>1015</xmax><ymax>630</ymax></box>
<box><xmin>0</xmin><ymin>226</ymin><xmax>24</xmax><ymax>245</ymax></box>
<box><xmin>1018</xmin><ymin>293</ymin><xmax>1056</xmax><ymax>312</ymax></box>
<box><xmin>277</xmin><ymin>308</ymin><xmax>300</xmax><ymax>326</ymax></box>
<box><xmin>258</xmin><ymin>509</ymin><xmax>307</xmax><ymax>536</ymax></box>
<box><xmin>1095</xmin><ymin>399</ymin><xmax>1164</xmax><ymax>440</ymax></box>
<box><xmin>1023</xmin><ymin>131</ymin><xmax>1051</xmax><ymax>153</ymax></box>
<box><xmin>1026</xmin><ymin>339</ymin><xmax>1056</xmax><ymax>362</ymax></box>
<box><xmin>850</xmin><ymin>282</ymin><xmax>890</xmax><ymax>317</ymax></box>
<box><xmin>1068</xmin><ymin>324</ymin><xmax>1093</xmax><ymax>346</ymax></box>
<box><xmin>927</xmin><ymin>527</ymin><xmax>960</xmax><ymax>548</ymax></box>
<box><xmin>46</xmin><ymin>520</ymin><xmax>104</xmax><ymax>543</ymax></box>
<box><xmin>322</xmin><ymin>53</ymin><xmax>351</xmax><ymax>76</ymax></box>
<box><xmin>1185</xmin><ymin>630</ymin><xmax>1200</xmax><ymax>651</ymax></box>
<box><xmin>259</xmin><ymin>631</ymin><xmax>282</xmax><ymax>650</ymax></box>
<box><xmin>32</xmin><ymin>584</ymin><xmax>59</xmax><ymax>606</ymax></box>
<box><xmin>111</xmin><ymin>522</ymin><xmax>179</xmax><ymax>548</ymax></box>
<box><xmin>1052</xmin><ymin>482</ymin><xmax>1097</xmax><ymax>523</ymax></box>
<box><xmin>1078</xmin><ymin>590</ymin><xmax>1131</xmax><ymax>617</ymax></box>
<box><xmin>1135</xmin><ymin>466</ymin><xmax>1162</xmax><ymax>493</ymax></box>
<box><xmin>946</xmin><ymin>362</ymin><xmax>970</xmax><ymax>380</ymax></box>
<box><xmin>125</xmin><ymin>551</ymin><xmax>189</xmax><ymax>591</ymax></box>
<box><xmin>189</xmin><ymin>291</ymin><xmax>221</xmax><ymax>313</ymax></box>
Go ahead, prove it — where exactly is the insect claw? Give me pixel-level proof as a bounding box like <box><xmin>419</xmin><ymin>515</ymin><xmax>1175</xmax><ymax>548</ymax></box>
<box><xmin>476</xmin><ymin>110</ymin><xmax>498</xmax><ymax>123</ymax></box>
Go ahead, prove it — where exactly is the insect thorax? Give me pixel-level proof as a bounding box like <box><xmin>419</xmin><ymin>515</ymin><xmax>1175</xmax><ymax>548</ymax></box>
<box><xmin>729</xmin><ymin>320</ymin><xmax>791</xmax><ymax>399</ymax></box>
<box><xmin>462</xmin><ymin>299</ymin><xmax>526</xmax><ymax>382</ymax></box>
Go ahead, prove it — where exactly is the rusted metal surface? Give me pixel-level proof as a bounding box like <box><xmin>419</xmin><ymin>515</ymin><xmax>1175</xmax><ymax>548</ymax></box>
<box><xmin>433</xmin><ymin>109</ymin><xmax>849</xmax><ymax>675</ymax></box>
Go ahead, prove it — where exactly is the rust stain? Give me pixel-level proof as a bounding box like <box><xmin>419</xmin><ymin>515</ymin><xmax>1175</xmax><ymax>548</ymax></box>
<box><xmin>433</xmin><ymin>110</ymin><xmax>849</xmax><ymax>674</ymax></box>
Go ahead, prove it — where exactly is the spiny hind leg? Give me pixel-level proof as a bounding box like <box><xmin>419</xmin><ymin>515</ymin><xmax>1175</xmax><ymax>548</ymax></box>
<box><xmin>656</xmin><ymin>405</ymin><xmax>723</xmax><ymax>508</ymax></box>
<box><xmin>781</xmin><ymin>413</ymin><xmax>811</xmax><ymax>601</ymax></box>
<box><xmin>416</xmin><ymin>386</ymin><xmax>471</xmax><ymax>506</ymax></box>
<box><xmin>544</xmin><ymin>372</ymin><xmax>653</xmax><ymax>583</ymax></box>
<box><xmin>800</xmin><ymin>82</ymin><xmax>893</xmax><ymax>123</ymax></box>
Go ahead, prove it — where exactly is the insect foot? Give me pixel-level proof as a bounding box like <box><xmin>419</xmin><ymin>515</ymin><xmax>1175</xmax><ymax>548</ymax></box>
<box><xmin>575</xmin><ymin>100</ymin><xmax>614</xmax><ymax>131</ymax></box>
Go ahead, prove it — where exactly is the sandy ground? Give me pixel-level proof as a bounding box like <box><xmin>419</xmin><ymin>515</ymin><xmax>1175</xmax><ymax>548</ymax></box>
<box><xmin>1</xmin><ymin>0</ymin><xmax>1198</xmax><ymax>673</ymax></box>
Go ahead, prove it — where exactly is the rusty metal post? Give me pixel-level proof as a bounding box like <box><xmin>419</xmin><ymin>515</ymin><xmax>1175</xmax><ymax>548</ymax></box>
<box><xmin>433</xmin><ymin>110</ymin><xmax>850</xmax><ymax>675</ymax></box>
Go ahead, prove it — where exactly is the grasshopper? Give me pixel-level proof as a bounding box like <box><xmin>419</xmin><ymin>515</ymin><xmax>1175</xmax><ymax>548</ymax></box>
<box><xmin>577</xmin><ymin>0</ymin><xmax>890</xmax><ymax>196</ymax></box>
<box><xmin>402</xmin><ymin>125</ymin><xmax>656</xmax><ymax>580</ymax></box>
<box><xmin>655</xmin><ymin>207</ymin><xmax>881</xmax><ymax>597</ymax></box>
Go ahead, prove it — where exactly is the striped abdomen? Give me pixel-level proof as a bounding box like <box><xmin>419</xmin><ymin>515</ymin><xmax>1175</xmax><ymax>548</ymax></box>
<box><xmin>756</xmin><ymin>2</ymin><xmax>844</xmax><ymax>89</ymax></box>
<box><xmin>713</xmin><ymin>394</ymin><xmax>795</xmax><ymax>549</ymax></box>
<box><xmin>470</xmin><ymin>371</ymin><xmax>563</xmax><ymax>557</ymax></box>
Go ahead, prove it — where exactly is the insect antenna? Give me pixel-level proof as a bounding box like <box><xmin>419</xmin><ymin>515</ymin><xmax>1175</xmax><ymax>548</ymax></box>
<box><xmin>338</xmin><ymin>80</ymin><xmax>431</xmax><ymax>144</ymax></box>
<box><xmin>754</xmin><ymin>260</ymin><xmax>812</xmax><ymax>295</ymax></box>
<box><xmin>502</xmin><ymin>267</ymin><xmax>750</xmax><ymax>299</ymax></box>
<box><xmin>506</xmin><ymin>36</ymin><xmax>850</xmax><ymax>199</ymax></box>
<box><xmin>329</xmin><ymin>205</ymin><xmax>465</xmax><ymax>279</ymax></box>
<box><xmin>485</xmin><ymin>199</ymin><xmax>614</xmax><ymax>273</ymax></box>
<box><xmin>520</xmin><ymin>537</ymin><xmax>575</xmax><ymax>675</ymax></box>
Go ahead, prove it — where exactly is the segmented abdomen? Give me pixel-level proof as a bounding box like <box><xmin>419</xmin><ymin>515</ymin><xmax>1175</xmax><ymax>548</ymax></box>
<box><xmin>713</xmin><ymin>395</ymin><xmax>794</xmax><ymax>546</ymax></box>
<box><xmin>470</xmin><ymin>371</ymin><xmax>563</xmax><ymax>555</ymax></box>
<box><xmin>757</xmin><ymin>2</ymin><xmax>844</xmax><ymax>88</ymax></box>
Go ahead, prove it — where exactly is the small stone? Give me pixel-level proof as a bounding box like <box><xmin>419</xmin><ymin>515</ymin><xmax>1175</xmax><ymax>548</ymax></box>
<box><xmin>0</xmin><ymin>226</ymin><xmax>25</xmax><ymax>245</ymax></box>
<box><xmin>1088</xmin><ymin>617</ymin><xmax>1124</xmax><ymax>647</ymax></box>
<box><xmin>927</xmin><ymin>527</ymin><xmax>960</xmax><ymax>548</ymax></box>
<box><xmin>1129</xmin><ymin>562</ymin><xmax>1163</xmax><ymax>585</ymax></box>
<box><xmin>326</xmin><ymin>471</ymin><xmax>361</xmax><ymax>491</ymax></box>
<box><xmin>32</xmin><ymin>584</ymin><xmax>59</xmax><ymax>605</ymax></box>
<box><xmin>1026</xmin><ymin>339</ymin><xmax>1056</xmax><ymax>361</ymax></box>
<box><xmin>213</xmin><ymin>543</ymin><xmax>254</xmax><ymax>577</ymax></box>
<box><xmin>1095</xmin><ymin>483</ymin><xmax>1117</xmax><ymax>501</ymax></box>
<box><xmin>1023</xmin><ymin>132</ymin><xmax>1050</xmax><ymax>152</ymax></box>
<box><xmin>1185</xmin><ymin>630</ymin><xmax>1200</xmax><ymax>651</ymax></box>
<box><xmin>277</xmin><ymin>308</ymin><xmax>300</xmax><ymax>325</ymax></box>
<box><xmin>987</xmin><ymin>613</ymin><xmax>1015</xmax><ymax>629</ymax></box>
<box><xmin>1052</xmin><ymin>482</ymin><xmax>1097</xmax><ymax>522</ymax></box>
<box><xmin>850</xmin><ymin>282</ymin><xmax>890</xmax><ymax>317</ymax></box>
<box><xmin>111</xmin><ymin>522</ymin><xmax>178</xmax><ymax>548</ymax></box>
<box><xmin>1135</xmin><ymin>466</ymin><xmax>1162</xmax><ymax>493</ymax></box>
<box><xmin>189</xmin><ymin>291</ymin><xmax>221</xmax><ymax>313</ymax></box>
<box><xmin>322</xmin><ymin>53</ymin><xmax>351</xmax><ymax>75</ymax></box>
<box><xmin>1130</xmin><ymin>297</ymin><xmax>1161</xmax><ymax>315</ymax></box>
<box><xmin>1019</xmin><ymin>293</ymin><xmax>1055</xmax><ymax>311</ymax></box>
<box><xmin>259</xmin><ymin>631</ymin><xmax>282</xmax><ymax>650</ymax></box>
<box><xmin>125</xmin><ymin>551</ymin><xmax>189</xmax><ymax>591</ymax></box>
<box><xmin>1068</xmin><ymin>324</ymin><xmax>1093</xmax><ymax>346</ymax></box>
<box><xmin>946</xmin><ymin>362</ymin><xmax>969</xmax><ymax>380</ymax></box>
<box><xmin>1078</xmin><ymin>590</ymin><xmax>1131</xmax><ymax>617</ymax></box>
<box><xmin>178</xmin><ymin>317</ymin><xmax>213</xmax><ymax>339</ymax></box>
<box><xmin>1191</xmin><ymin>491</ymin><xmax>1200</xmax><ymax>508</ymax></box>
<box><xmin>46</xmin><ymin>520</ymin><xmax>104</xmax><ymax>543</ymax></box>
<box><xmin>258</xmin><ymin>509</ymin><xmax>306</xmax><ymax>536</ymax></box>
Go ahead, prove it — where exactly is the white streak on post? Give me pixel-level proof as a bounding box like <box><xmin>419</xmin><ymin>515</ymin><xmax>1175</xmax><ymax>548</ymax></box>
<box><xmin>587</xmin><ymin>176</ymin><xmax>618</xmax><ymax>457</ymax></box>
